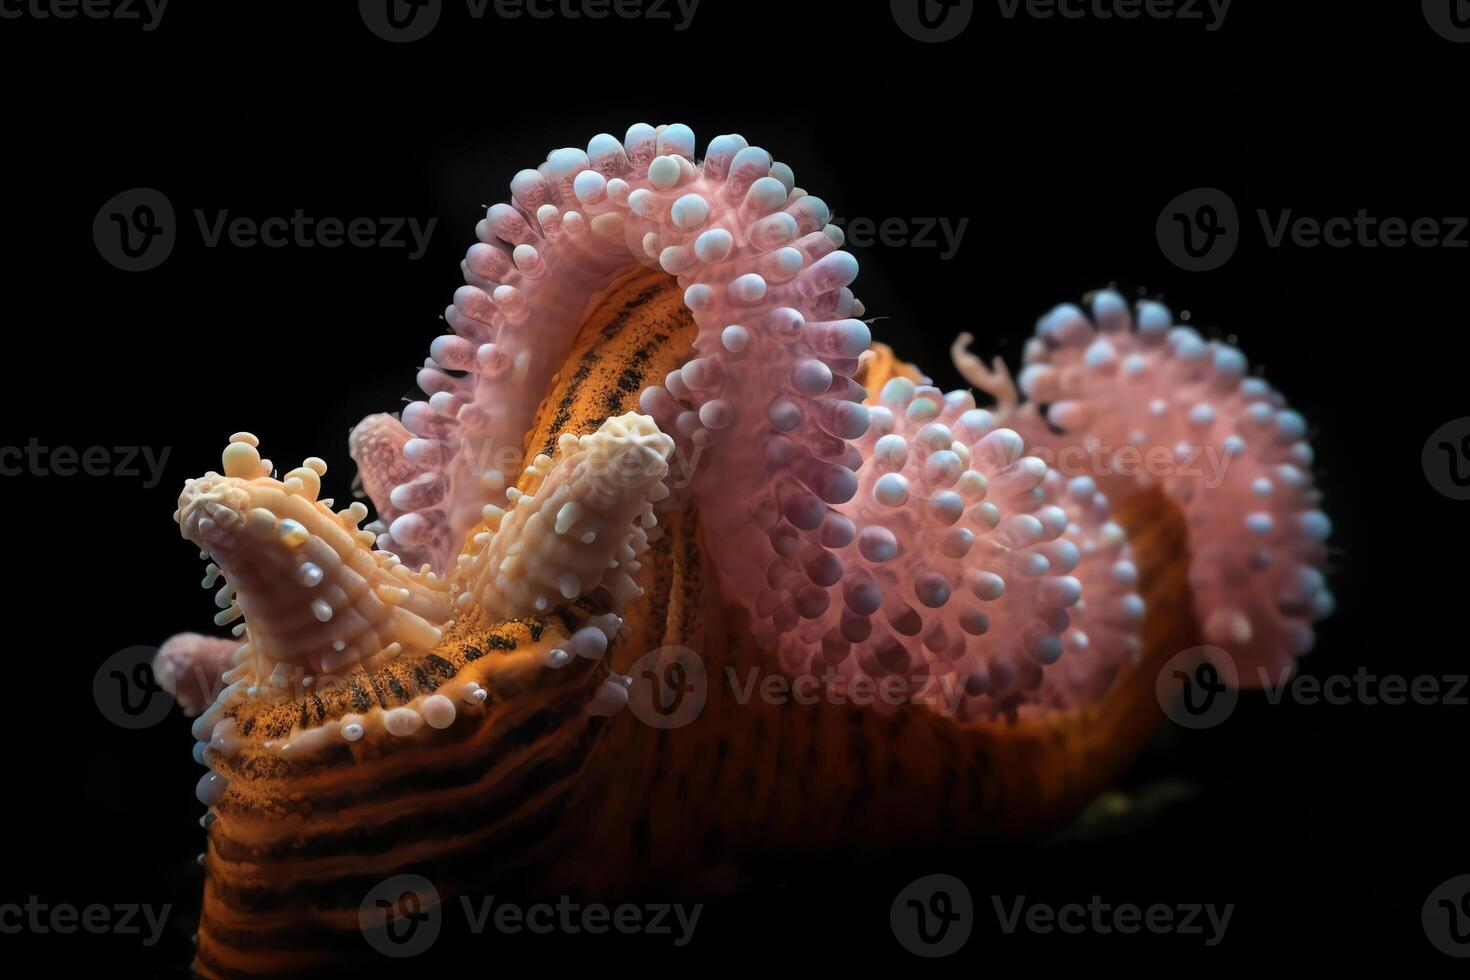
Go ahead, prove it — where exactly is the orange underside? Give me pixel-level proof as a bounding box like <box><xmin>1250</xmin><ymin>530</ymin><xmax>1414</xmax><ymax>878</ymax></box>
<box><xmin>193</xmin><ymin>266</ymin><xmax>1197</xmax><ymax>977</ymax></box>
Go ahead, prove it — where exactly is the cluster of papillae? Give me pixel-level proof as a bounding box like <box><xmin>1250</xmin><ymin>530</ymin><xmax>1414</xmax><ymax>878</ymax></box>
<box><xmin>956</xmin><ymin>290</ymin><xmax>1333</xmax><ymax>682</ymax></box>
<box><xmin>171</xmin><ymin>410</ymin><xmax>669</xmax><ymax>809</ymax></box>
<box><xmin>660</xmin><ymin>365</ymin><xmax>1146</xmax><ymax>721</ymax></box>
<box><xmin>164</xmin><ymin>121</ymin><xmax>1334</xmax><ymax>778</ymax></box>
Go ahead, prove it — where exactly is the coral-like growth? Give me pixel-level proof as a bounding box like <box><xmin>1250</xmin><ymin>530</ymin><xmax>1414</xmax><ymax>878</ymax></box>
<box><xmin>167</xmin><ymin>411</ymin><xmax>673</xmax><ymax>766</ymax></box>
<box><xmin>672</xmin><ymin>367</ymin><xmax>1146</xmax><ymax>719</ymax></box>
<box><xmin>164</xmin><ymin>124</ymin><xmax>1336</xmax><ymax>730</ymax></box>
<box><xmin>149</xmin><ymin>121</ymin><xmax>1335</xmax><ymax>977</ymax></box>
<box><xmin>360</xmin><ymin>124</ymin><xmax>865</xmax><ymax>581</ymax></box>
<box><xmin>177</xmin><ymin>125</ymin><xmax>1332</xmax><ymax>724</ymax></box>
<box><xmin>956</xmin><ymin>289</ymin><xmax>1332</xmax><ymax>682</ymax></box>
<box><xmin>175</xmin><ymin>433</ymin><xmax>452</xmax><ymax>687</ymax></box>
<box><xmin>458</xmin><ymin>412</ymin><xmax>674</xmax><ymax>618</ymax></box>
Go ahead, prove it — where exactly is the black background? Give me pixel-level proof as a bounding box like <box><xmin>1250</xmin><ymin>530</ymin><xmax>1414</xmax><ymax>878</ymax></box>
<box><xmin>1</xmin><ymin>0</ymin><xmax>1466</xmax><ymax>973</ymax></box>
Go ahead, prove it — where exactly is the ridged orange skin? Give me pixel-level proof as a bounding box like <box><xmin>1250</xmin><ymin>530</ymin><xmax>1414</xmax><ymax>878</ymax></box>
<box><xmin>193</xmin><ymin>269</ymin><xmax>1195</xmax><ymax>977</ymax></box>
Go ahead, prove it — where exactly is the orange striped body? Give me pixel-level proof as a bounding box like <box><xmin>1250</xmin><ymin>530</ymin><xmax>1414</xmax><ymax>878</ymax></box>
<box><xmin>194</xmin><ymin>269</ymin><xmax>1196</xmax><ymax>977</ymax></box>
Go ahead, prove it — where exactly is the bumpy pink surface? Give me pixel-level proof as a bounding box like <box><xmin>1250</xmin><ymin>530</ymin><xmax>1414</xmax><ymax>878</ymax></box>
<box><xmin>291</xmin><ymin>122</ymin><xmax>1329</xmax><ymax>717</ymax></box>
<box><xmin>154</xmin><ymin>634</ymin><xmax>239</xmax><ymax>717</ymax></box>
<box><xmin>998</xmin><ymin>294</ymin><xmax>1333</xmax><ymax>684</ymax></box>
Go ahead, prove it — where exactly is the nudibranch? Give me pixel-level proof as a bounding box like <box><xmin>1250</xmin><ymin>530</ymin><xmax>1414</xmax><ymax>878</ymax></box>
<box><xmin>154</xmin><ymin>122</ymin><xmax>1332</xmax><ymax>976</ymax></box>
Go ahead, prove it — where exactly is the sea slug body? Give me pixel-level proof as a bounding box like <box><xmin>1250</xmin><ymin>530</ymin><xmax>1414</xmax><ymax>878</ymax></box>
<box><xmin>150</xmin><ymin>122</ymin><xmax>1331</xmax><ymax>978</ymax></box>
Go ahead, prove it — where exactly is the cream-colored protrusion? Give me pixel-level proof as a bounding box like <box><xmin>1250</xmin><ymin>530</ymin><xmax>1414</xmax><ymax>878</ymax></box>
<box><xmin>177</xmin><ymin>435</ymin><xmax>456</xmax><ymax>688</ymax></box>
<box><xmin>388</xmin><ymin>608</ymin><xmax>442</xmax><ymax>650</ymax></box>
<box><xmin>588</xmin><ymin>675</ymin><xmax>631</xmax><ymax>716</ymax></box>
<box><xmin>376</xmin><ymin>584</ymin><xmax>411</xmax><ymax>605</ymax></box>
<box><xmin>383</xmin><ymin>707</ymin><xmax>423</xmax><ymax>737</ymax></box>
<box><xmin>467</xmin><ymin>413</ymin><xmax>674</xmax><ymax>618</ymax></box>
<box><xmin>222</xmin><ymin>441</ymin><xmax>262</xmax><ymax>479</ymax></box>
<box><xmin>284</xmin><ymin>466</ymin><xmax>322</xmax><ymax>501</ymax></box>
<box><xmin>421</xmin><ymin>694</ymin><xmax>457</xmax><ymax>729</ymax></box>
<box><xmin>276</xmin><ymin>519</ymin><xmax>309</xmax><ymax>548</ymax></box>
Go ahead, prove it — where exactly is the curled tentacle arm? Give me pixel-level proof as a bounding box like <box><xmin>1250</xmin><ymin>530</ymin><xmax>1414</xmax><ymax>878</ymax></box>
<box><xmin>955</xmin><ymin>289</ymin><xmax>1332</xmax><ymax>682</ymax></box>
